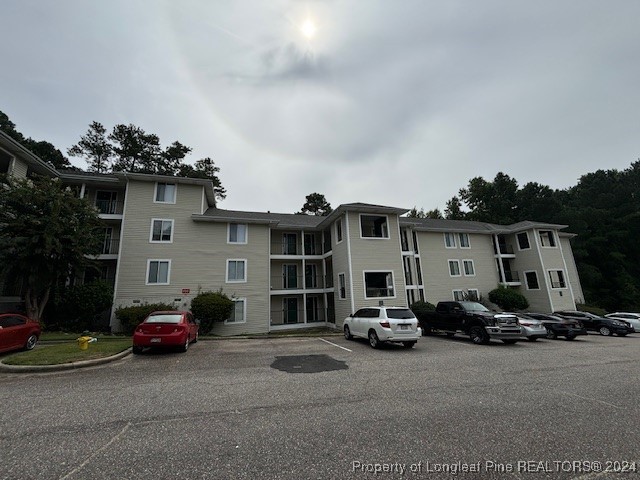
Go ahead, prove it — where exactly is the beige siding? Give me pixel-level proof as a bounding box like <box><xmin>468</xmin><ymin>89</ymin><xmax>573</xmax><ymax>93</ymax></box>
<box><xmin>560</xmin><ymin>236</ymin><xmax>585</xmax><ymax>305</ymax></box>
<box><xmin>112</xmin><ymin>179</ymin><xmax>270</xmax><ymax>335</ymax></box>
<box><xmin>534</xmin><ymin>229</ymin><xmax>575</xmax><ymax>311</ymax></box>
<box><xmin>508</xmin><ymin>231</ymin><xmax>552</xmax><ymax>312</ymax></box>
<box><xmin>11</xmin><ymin>157</ymin><xmax>28</xmax><ymax>179</ymax></box>
<box><xmin>417</xmin><ymin>231</ymin><xmax>500</xmax><ymax>304</ymax></box>
<box><xmin>331</xmin><ymin>215</ymin><xmax>352</xmax><ymax>325</ymax></box>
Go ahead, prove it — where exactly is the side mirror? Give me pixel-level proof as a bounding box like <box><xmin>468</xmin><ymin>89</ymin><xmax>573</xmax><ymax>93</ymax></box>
<box><xmin>349</xmin><ymin>314</ymin><xmax>353</xmax><ymax>317</ymax></box>
<box><xmin>196</xmin><ymin>319</ymin><xmax>201</xmax><ymax>325</ymax></box>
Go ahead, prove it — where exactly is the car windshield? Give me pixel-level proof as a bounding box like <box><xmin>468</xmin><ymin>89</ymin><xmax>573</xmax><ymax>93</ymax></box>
<box><xmin>145</xmin><ymin>314</ymin><xmax>182</xmax><ymax>324</ymax></box>
<box><xmin>386</xmin><ymin>309</ymin><xmax>415</xmax><ymax>319</ymax></box>
<box><xmin>459</xmin><ymin>302</ymin><xmax>490</xmax><ymax>312</ymax></box>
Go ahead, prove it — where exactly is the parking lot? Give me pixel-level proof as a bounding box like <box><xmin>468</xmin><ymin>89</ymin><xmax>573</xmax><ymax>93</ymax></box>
<box><xmin>1</xmin><ymin>333</ymin><xmax>639</xmax><ymax>479</ymax></box>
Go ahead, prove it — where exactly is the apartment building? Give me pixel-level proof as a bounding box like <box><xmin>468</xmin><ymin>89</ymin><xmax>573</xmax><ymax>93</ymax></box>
<box><xmin>0</xmin><ymin>131</ymin><xmax>584</xmax><ymax>332</ymax></box>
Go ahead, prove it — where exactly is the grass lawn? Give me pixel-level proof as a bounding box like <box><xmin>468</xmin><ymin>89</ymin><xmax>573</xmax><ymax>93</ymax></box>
<box><xmin>2</xmin><ymin>339</ymin><xmax>131</xmax><ymax>366</ymax></box>
<box><xmin>40</xmin><ymin>332</ymin><xmax>129</xmax><ymax>342</ymax></box>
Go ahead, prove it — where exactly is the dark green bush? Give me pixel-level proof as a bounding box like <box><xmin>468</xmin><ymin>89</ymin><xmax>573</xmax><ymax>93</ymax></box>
<box><xmin>190</xmin><ymin>291</ymin><xmax>234</xmax><ymax>334</ymax></box>
<box><xmin>410</xmin><ymin>300</ymin><xmax>436</xmax><ymax>323</ymax></box>
<box><xmin>53</xmin><ymin>281</ymin><xmax>113</xmax><ymax>332</ymax></box>
<box><xmin>576</xmin><ymin>304</ymin><xmax>607</xmax><ymax>316</ymax></box>
<box><xmin>488</xmin><ymin>286</ymin><xmax>529</xmax><ymax>311</ymax></box>
<box><xmin>115</xmin><ymin>302</ymin><xmax>176</xmax><ymax>335</ymax></box>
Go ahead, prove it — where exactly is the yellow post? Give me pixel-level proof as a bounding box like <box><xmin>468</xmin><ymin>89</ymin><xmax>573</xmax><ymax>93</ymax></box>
<box><xmin>77</xmin><ymin>336</ymin><xmax>92</xmax><ymax>350</ymax></box>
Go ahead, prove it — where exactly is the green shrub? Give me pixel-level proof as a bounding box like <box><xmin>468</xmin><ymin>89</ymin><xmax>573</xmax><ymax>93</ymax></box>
<box><xmin>576</xmin><ymin>304</ymin><xmax>607</xmax><ymax>316</ymax></box>
<box><xmin>190</xmin><ymin>291</ymin><xmax>234</xmax><ymax>334</ymax></box>
<box><xmin>115</xmin><ymin>303</ymin><xmax>176</xmax><ymax>335</ymax></box>
<box><xmin>53</xmin><ymin>281</ymin><xmax>113</xmax><ymax>332</ymax></box>
<box><xmin>410</xmin><ymin>300</ymin><xmax>436</xmax><ymax>323</ymax></box>
<box><xmin>488</xmin><ymin>286</ymin><xmax>529</xmax><ymax>311</ymax></box>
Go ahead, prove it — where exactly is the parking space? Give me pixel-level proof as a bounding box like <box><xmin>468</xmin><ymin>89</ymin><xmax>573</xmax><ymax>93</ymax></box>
<box><xmin>2</xmin><ymin>332</ymin><xmax>639</xmax><ymax>479</ymax></box>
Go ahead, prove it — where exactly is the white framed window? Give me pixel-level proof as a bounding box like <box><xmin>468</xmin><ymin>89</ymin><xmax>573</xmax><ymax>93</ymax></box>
<box><xmin>467</xmin><ymin>289</ymin><xmax>479</xmax><ymax>301</ymax></box>
<box><xmin>364</xmin><ymin>271</ymin><xmax>395</xmax><ymax>299</ymax></box>
<box><xmin>444</xmin><ymin>232</ymin><xmax>456</xmax><ymax>248</ymax></box>
<box><xmin>539</xmin><ymin>230</ymin><xmax>557</xmax><ymax>247</ymax></box>
<box><xmin>225</xmin><ymin>298</ymin><xmax>246</xmax><ymax>324</ymax></box>
<box><xmin>517</xmin><ymin>232</ymin><xmax>531</xmax><ymax>250</ymax></box>
<box><xmin>338</xmin><ymin>273</ymin><xmax>346</xmax><ymax>299</ymax></box>
<box><xmin>524</xmin><ymin>271</ymin><xmax>540</xmax><ymax>290</ymax></box>
<box><xmin>462</xmin><ymin>259</ymin><xmax>475</xmax><ymax>276</ymax></box>
<box><xmin>149</xmin><ymin>219</ymin><xmax>174</xmax><ymax>243</ymax></box>
<box><xmin>452</xmin><ymin>290</ymin><xmax>465</xmax><ymax>301</ymax></box>
<box><xmin>146</xmin><ymin>259</ymin><xmax>171</xmax><ymax>285</ymax></box>
<box><xmin>459</xmin><ymin>233</ymin><xmax>470</xmax><ymax>248</ymax></box>
<box><xmin>228</xmin><ymin>223</ymin><xmax>247</xmax><ymax>244</ymax></box>
<box><xmin>448</xmin><ymin>260</ymin><xmax>461</xmax><ymax>277</ymax></box>
<box><xmin>336</xmin><ymin>219</ymin><xmax>343</xmax><ymax>243</ymax></box>
<box><xmin>360</xmin><ymin>214</ymin><xmax>389</xmax><ymax>239</ymax></box>
<box><xmin>226</xmin><ymin>259</ymin><xmax>247</xmax><ymax>283</ymax></box>
<box><xmin>154</xmin><ymin>182</ymin><xmax>176</xmax><ymax>204</ymax></box>
<box><xmin>548</xmin><ymin>269</ymin><xmax>566</xmax><ymax>289</ymax></box>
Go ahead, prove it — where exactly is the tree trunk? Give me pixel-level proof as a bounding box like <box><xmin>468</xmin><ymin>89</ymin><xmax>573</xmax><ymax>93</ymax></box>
<box><xmin>24</xmin><ymin>286</ymin><xmax>50</xmax><ymax>322</ymax></box>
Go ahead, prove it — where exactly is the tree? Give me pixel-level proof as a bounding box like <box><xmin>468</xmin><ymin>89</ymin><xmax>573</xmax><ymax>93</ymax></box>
<box><xmin>0</xmin><ymin>175</ymin><xmax>104</xmax><ymax>321</ymax></box>
<box><xmin>444</xmin><ymin>196</ymin><xmax>466</xmax><ymax>220</ymax></box>
<box><xmin>68</xmin><ymin>121</ymin><xmax>113</xmax><ymax>173</ymax></box>
<box><xmin>407</xmin><ymin>207</ymin><xmax>443</xmax><ymax>219</ymax></box>
<box><xmin>190</xmin><ymin>290</ymin><xmax>234</xmax><ymax>334</ymax></box>
<box><xmin>488</xmin><ymin>286</ymin><xmax>529</xmax><ymax>311</ymax></box>
<box><xmin>178</xmin><ymin>157</ymin><xmax>227</xmax><ymax>201</ymax></box>
<box><xmin>109</xmin><ymin>124</ymin><xmax>162</xmax><ymax>173</ymax></box>
<box><xmin>459</xmin><ymin>172</ymin><xmax>518</xmax><ymax>224</ymax></box>
<box><xmin>298</xmin><ymin>193</ymin><xmax>332</xmax><ymax>216</ymax></box>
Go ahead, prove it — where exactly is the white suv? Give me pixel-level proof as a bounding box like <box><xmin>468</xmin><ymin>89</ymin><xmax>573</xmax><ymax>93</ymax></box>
<box><xmin>343</xmin><ymin>307</ymin><xmax>421</xmax><ymax>349</ymax></box>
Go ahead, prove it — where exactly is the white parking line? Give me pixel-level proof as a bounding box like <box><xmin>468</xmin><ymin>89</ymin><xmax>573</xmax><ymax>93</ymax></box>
<box><xmin>319</xmin><ymin>338</ymin><xmax>352</xmax><ymax>352</ymax></box>
<box><xmin>558</xmin><ymin>391</ymin><xmax>622</xmax><ymax>409</ymax></box>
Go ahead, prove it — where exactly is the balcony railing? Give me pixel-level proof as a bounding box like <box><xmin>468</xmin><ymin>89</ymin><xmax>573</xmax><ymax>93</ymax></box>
<box><xmin>270</xmin><ymin>241</ymin><xmax>330</xmax><ymax>255</ymax></box>
<box><xmin>270</xmin><ymin>307</ymin><xmax>329</xmax><ymax>325</ymax></box>
<box><xmin>502</xmin><ymin>271</ymin><xmax>520</xmax><ymax>283</ymax></box>
<box><xmin>271</xmin><ymin>274</ymin><xmax>330</xmax><ymax>290</ymax></box>
<box><xmin>496</xmin><ymin>244</ymin><xmax>515</xmax><ymax>255</ymax></box>
<box><xmin>101</xmin><ymin>238</ymin><xmax>120</xmax><ymax>255</ymax></box>
<box><xmin>95</xmin><ymin>199</ymin><xmax>124</xmax><ymax>215</ymax></box>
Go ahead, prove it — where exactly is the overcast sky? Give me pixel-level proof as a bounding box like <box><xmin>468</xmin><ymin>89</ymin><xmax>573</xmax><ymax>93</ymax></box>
<box><xmin>2</xmin><ymin>0</ymin><xmax>639</xmax><ymax>213</ymax></box>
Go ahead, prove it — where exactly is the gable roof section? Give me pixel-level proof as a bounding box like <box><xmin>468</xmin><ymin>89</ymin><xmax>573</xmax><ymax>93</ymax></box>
<box><xmin>400</xmin><ymin>217</ymin><xmax>569</xmax><ymax>234</ymax></box>
<box><xmin>0</xmin><ymin>131</ymin><xmax>60</xmax><ymax>177</ymax></box>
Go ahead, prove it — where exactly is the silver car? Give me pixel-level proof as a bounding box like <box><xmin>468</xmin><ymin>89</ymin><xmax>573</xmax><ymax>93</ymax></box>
<box><xmin>497</xmin><ymin>313</ymin><xmax>547</xmax><ymax>341</ymax></box>
<box><xmin>605</xmin><ymin>313</ymin><xmax>640</xmax><ymax>332</ymax></box>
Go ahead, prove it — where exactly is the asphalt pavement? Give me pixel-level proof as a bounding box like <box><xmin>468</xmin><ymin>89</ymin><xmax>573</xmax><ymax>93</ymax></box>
<box><xmin>1</xmin><ymin>333</ymin><xmax>639</xmax><ymax>479</ymax></box>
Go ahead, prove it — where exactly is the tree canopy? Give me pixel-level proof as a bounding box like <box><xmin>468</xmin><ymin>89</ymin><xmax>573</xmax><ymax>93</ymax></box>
<box><xmin>0</xmin><ymin>174</ymin><xmax>104</xmax><ymax>321</ymax></box>
<box><xmin>298</xmin><ymin>193</ymin><xmax>333</xmax><ymax>216</ymax></box>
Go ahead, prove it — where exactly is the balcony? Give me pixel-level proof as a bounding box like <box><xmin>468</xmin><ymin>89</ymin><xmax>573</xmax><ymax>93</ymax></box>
<box><xmin>495</xmin><ymin>244</ymin><xmax>515</xmax><ymax>255</ymax></box>
<box><xmin>271</xmin><ymin>274</ymin><xmax>330</xmax><ymax>291</ymax></box>
<box><xmin>500</xmin><ymin>271</ymin><xmax>521</xmax><ymax>285</ymax></box>
<box><xmin>100</xmin><ymin>238</ymin><xmax>120</xmax><ymax>255</ymax></box>
<box><xmin>95</xmin><ymin>199</ymin><xmax>124</xmax><ymax>216</ymax></box>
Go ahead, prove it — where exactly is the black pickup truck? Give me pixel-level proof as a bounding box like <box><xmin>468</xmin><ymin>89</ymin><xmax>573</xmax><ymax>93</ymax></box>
<box><xmin>419</xmin><ymin>301</ymin><xmax>524</xmax><ymax>345</ymax></box>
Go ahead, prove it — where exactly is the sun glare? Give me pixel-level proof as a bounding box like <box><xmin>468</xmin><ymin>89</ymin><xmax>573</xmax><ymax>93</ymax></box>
<box><xmin>300</xmin><ymin>18</ymin><xmax>317</xmax><ymax>39</ymax></box>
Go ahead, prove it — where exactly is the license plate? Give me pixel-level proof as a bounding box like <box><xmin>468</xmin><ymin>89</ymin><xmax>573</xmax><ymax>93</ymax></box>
<box><xmin>150</xmin><ymin>338</ymin><xmax>161</xmax><ymax>343</ymax></box>
<box><xmin>400</xmin><ymin>325</ymin><xmax>409</xmax><ymax>330</ymax></box>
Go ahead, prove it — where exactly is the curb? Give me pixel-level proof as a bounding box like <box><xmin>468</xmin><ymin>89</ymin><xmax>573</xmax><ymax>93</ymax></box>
<box><xmin>0</xmin><ymin>348</ymin><xmax>132</xmax><ymax>373</ymax></box>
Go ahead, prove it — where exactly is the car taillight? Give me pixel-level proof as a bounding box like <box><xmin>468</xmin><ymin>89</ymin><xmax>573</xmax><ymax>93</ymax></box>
<box><xmin>380</xmin><ymin>321</ymin><xmax>391</xmax><ymax>328</ymax></box>
<box><xmin>173</xmin><ymin>326</ymin><xmax>185</xmax><ymax>333</ymax></box>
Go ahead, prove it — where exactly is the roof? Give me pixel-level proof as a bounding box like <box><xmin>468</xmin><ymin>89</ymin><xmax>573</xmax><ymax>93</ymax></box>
<box><xmin>0</xmin><ymin>131</ymin><xmax>60</xmax><ymax>177</ymax></box>
<box><xmin>400</xmin><ymin>217</ymin><xmax>569</xmax><ymax>234</ymax></box>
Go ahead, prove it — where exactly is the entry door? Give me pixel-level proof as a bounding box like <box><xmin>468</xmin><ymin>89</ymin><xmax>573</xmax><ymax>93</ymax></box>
<box><xmin>306</xmin><ymin>297</ymin><xmax>318</xmax><ymax>322</ymax></box>
<box><xmin>283</xmin><ymin>298</ymin><xmax>298</xmax><ymax>324</ymax></box>
<box><xmin>283</xmin><ymin>233</ymin><xmax>297</xmax><ymax>255</ymax></box>
<box><xmin>283</xmin><ymin>265</ymin><xmax>298</xmax><ymax>289</ymax></box>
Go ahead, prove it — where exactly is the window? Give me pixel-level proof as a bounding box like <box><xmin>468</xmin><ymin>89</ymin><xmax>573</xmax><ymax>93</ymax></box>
<box><xmin>226</xmin><ymin>260</ymin><xmax>247</xmax><ymax>282</ymax></box>
<box><xmin>226</xmin><ymin>299</ymin><xmax>246</xmax><ymax>324</ymax></box>
<box><xmin>539</xmin><ymin>230</ymin><xmax>556</xmax><ymax>247</ymax></box>
<box><xmin>364</xmin><ymin>271</ymin><xmax>394</xmax><ymax>298</ymax></box>
<box><xmin>228</xmin><ymin>223</ymin><xmax>247</xmax><ymax>244</ymax></box>
<box><xmin>154</xmin><ymin>182</ymin><xmax>176</xmax><ymax>203</ymax></box>
<box><xmin>459</xmin><ymin>233</ymin><xmax>470</xmax><ymax>248</ymax></box>
<box><xmin>360</xmin><ymin>215</ymin><xmax>389</xmax><ymax>238</ymax></box>
<box><xmin>150</xmin><ymin>219</ymin><xmax>173</xmax><ymax>243</ymax></box>
<box><xmin>462</xmin><ymin>260</ymin><xmax>475</xmax><ymax>276</ymax></box>
<box><xmin>453</xmin><ymin>290</ymin><xmax>465</xmax><ymax>301</ymax></box>
<box><xmin>444</xmin><ymin>232</ymin><xmax>456</xmax><ymax>248</ymax></box>
<box><xmin>448</xmin><ymin>260</ymin><xmax>461</xmax><ymax>277</ymax></box>
<box><xmin>282</xmin><ymin>233</ymin><xmax>297</xmax><ymax>255</ymax></box>
<box><xmin>338</xmin><ymin>273</ymin><xmax>346</xmax><ymax>299</ymax></box>
<box><xmin>517</xmin><ymin>232</ymin><xmax>530</xmax><ymax>250</ymax></box>
<box><xmin>146</xmin><ymin>260</ymin><xmax>171</xmax><ymax>285</ymax></box>
<box><xmin>548</xmin><ymin>270</ymin><xmax>566</xmax><ymax>289</ymax></box>
<box><xmin>525</xmin><ymin>271</ymin><xmax>540</xmax><ymax>290</ymax></box>
<box><xmin>336</xmin><ymin>219</ymin><xmax>343</xmax><ymax>243</ymax></box>
<box><xmin>467</xmin><ymin>289</ymin><xmax>479</xmax><ymax>301</ymax></box>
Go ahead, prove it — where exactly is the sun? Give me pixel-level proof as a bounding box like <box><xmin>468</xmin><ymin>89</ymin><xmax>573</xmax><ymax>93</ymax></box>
<box><xmin>300</xmin><ymin>18</ymin><xmax>317</xmax><ymax>39</ymax></box>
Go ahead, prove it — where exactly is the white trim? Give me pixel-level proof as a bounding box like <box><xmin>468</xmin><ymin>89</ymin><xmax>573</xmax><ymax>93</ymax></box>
<box><xmin>538</xmin><ymin>229</ymin><xmax>558</xmax><ymax>248</ymax></box>
<box><xmin>444</xmin><ymin>232</ymin><xmax>457</xmax><ymax>248</ymax></box>
<box><xmin>359</xmin><ymin>213</ymin><xmax>390</xmax><ymax>239</ymax></box>
<box><xmin>462</xmin><ymin>259</ymin><xmax>475</xmax><ymax>277</ymax></box>
<box><xmin>467</xmin><ymin>288</ymin><xmax>479</xmax><ymax>301</ymax></box>
<box><xmin>338</xmin><ymin>272</ymin><xmax>347</xmax><ymax>300</ymax></box>
<box><xmin>516</xmin><ymin>231</ymin><xmax>531</xmax><ymax>251</ymax></box>
<box><xmin>335</xmin><ymin>218</ymin><xmax>343</xmax><ymax>244</ymax></box>
<box><xmin>145</xmin><ymin>259</ymin><xmax>172</xmax><ymax>285</ymax></box>
<box><xmin>110</xmin><ymin>180</ymin><xmax>129</xmax><ymax>330</ymax></box>
<box><xmin>225</xmin><ymin>298</ymin><xmax>247</xmax><ymax>324</ymax></box>
<box><xmin>452</xmin><ymin>289</ymin><xmax>465</xmax><ymax>301</ymax></box>
<box><xmin>227</xmin><ymin>223</ymin><xmax>248</xmax><ymax>245</ymax></box>
<box><xmin>345</xmin><ymin>214</ymin><xmax>355</xmax><ymax>313</ymax></box>
<box><xmin>458</xmin><ymin>233</ymin><xmax>471</xmax><ymax>249</ymax></box>
<box><xmin>149</xmin><ymin>218</ymin><xmax>174</xmax><ymax>243</ymax></box>
<box><xmin>153</xmin><ymin>182</ymin><xmax>177</xmax><ymax>204</ymax></box>
<box><xmin>523</xmin><ymin>270</ymin><xmax>540</xmax><ymax>290</ymax></box>
<box><xmin>547</xmin><ymin>269</ymin><xmax>567</xmax><ymax>289</ymax></box>
<box><xmin>557</xmin><ymin>239</ymin><xmax>577</xmax><ymax>305</ymax></box>
<box><xmin>226</xmin><ymin>259</ymin><xmax>247</xmax><ymax>283</ymax></box>
<box><xmin>200</xmin><ymin>188</ymin><xmax>206</xmax><ymax>215</ymax></box>
<box><xmin>363</xmin><ymin>270</ymin><xmax>397</xmax><ymax>300</ymax></box>
<box><xmin>448</xmin><ymin>259</ymin><xmax>461</xmax><ymax>277</ymax></box>
<box><xmin>533</xmin><ymin>229</ymin><xmax>554</xmax><ymax>308</ymax></box>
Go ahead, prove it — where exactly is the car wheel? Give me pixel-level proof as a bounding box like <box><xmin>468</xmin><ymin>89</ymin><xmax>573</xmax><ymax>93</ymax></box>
<box><xmin>368</xmin><ymin>330</ymin><xmax>381</xmax><ymax>349</ymax></box>
<box><xmin>546</xmin><ymin>329</ymin><xmax>557</xmax><ymax>340</ymax></box>
<box><xmin>132</xmin><ymin>345</ymin><xmax>143</xmax><ymax>354</ymax></box>
<box><xmin>502</xmin><ymin>339</ymin><xmax>518</xmax><ymax>345</ymax></box>
<box><xmin>469</xmin><ymin>326</ymin><xmax>489</xmax><ymax>345</ymax></box>
<box><xmin>181</xmin><ymin>336</ymin><xmax>189</xmax><ymax>352</ymax></box>
<box><xmin>344</xmin><ymin>325</ymin><xmax>353</xmax><ymax>340</ymax></box>
<box><xmin>599</xmin><ymin>326</ymin><xmax>612</xmax><ymax>336</ymax></box>
<box><xmin>403</xmin><ymin>341</ymin><xmax>416</xmax><ymax>348</ymax></box>
<box><xmin>24</xmin><ymin>334</ymin><xmax>38</xmax><ymax>351</ymax></box>
<box><xmin>565</xmin><ymin>335</ymin><xmax>576</xmax><ymax>341</ymax></box>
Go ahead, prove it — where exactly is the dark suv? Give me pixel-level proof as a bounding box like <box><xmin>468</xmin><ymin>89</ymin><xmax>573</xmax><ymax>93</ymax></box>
<box><xmin>525</xmin><ymin>313</ymin><xmax>587</xmax><ymax>340</ymax></box>
<box><xmin>553</xmin><ymin>311</ymin><xmax>633</xmax><ymax>337</ymax></box>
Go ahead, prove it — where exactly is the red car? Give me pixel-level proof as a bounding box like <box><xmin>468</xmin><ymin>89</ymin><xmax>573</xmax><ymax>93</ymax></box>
<box><xmin>132</xmin><ymin>311</ymin><xmax>199</xmax><ymax>354</ymax></box>
<box><xmin>0</xmin><ymin>313</ymin><xmax>41</xmax><ymax>354</ymax></box>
